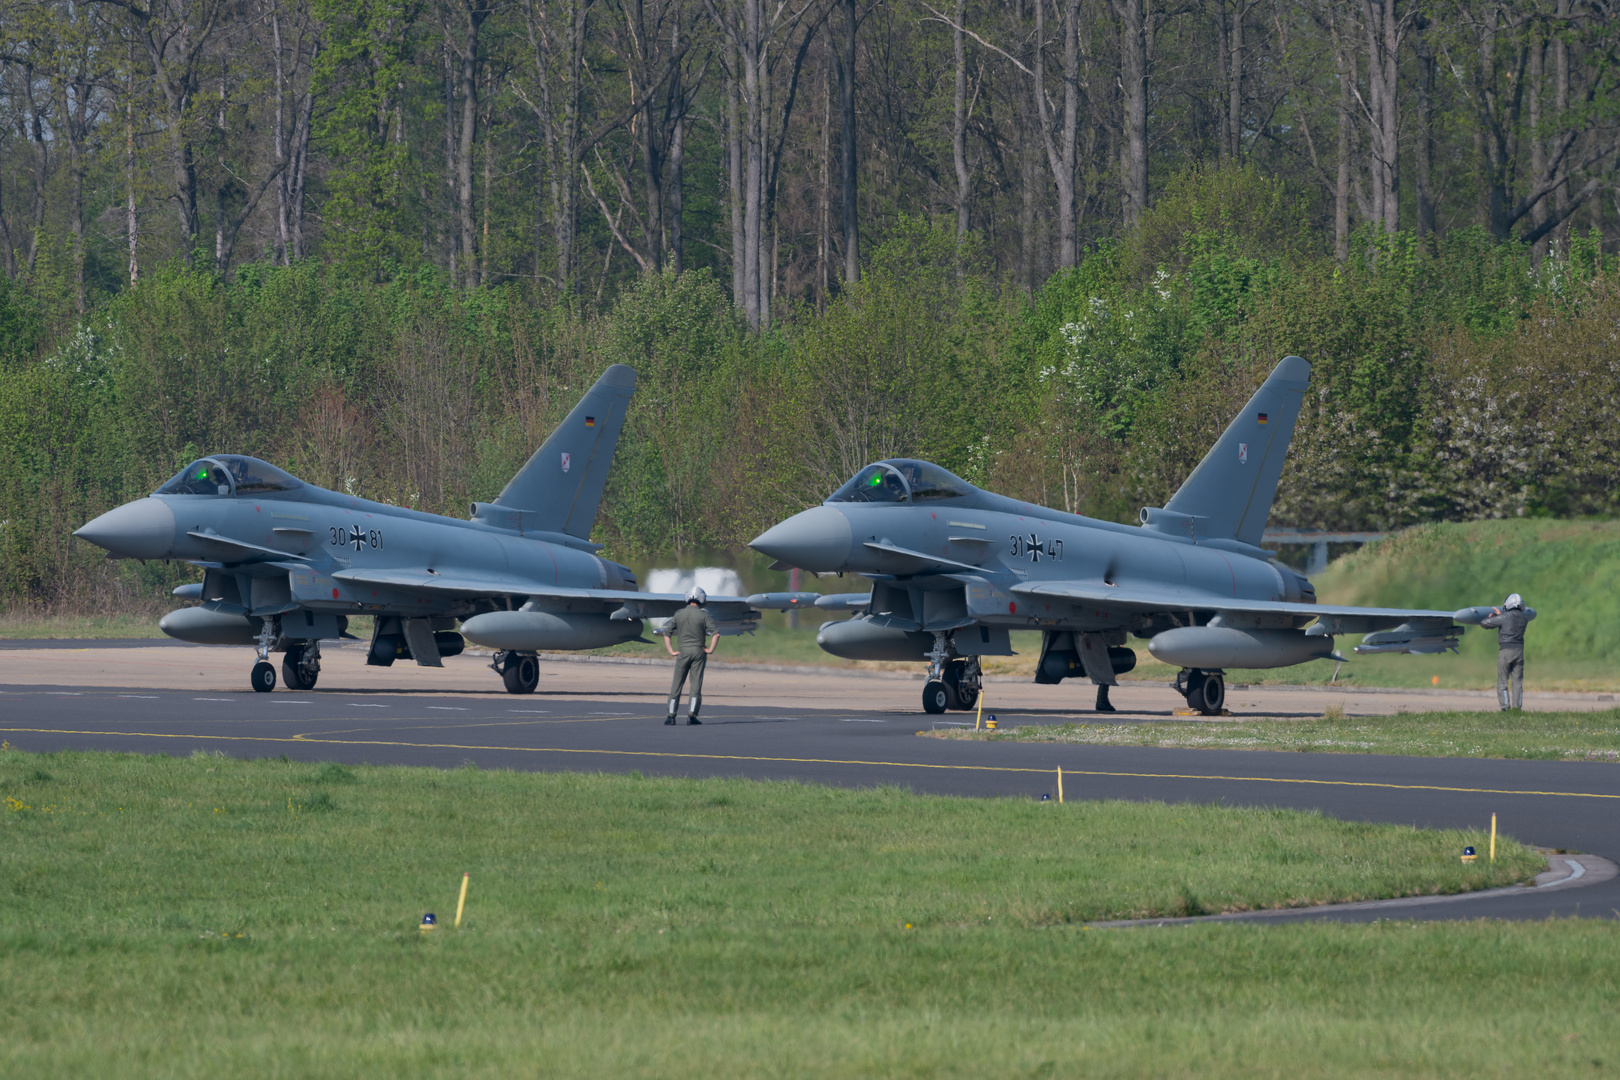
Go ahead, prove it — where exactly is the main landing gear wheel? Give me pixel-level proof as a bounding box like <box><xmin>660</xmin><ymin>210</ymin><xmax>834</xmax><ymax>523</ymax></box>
<box><xmin>922</xmin><ymin>680</ymin><xmax>950</xmax><ymax>714</ymax></box>
<box><xmin>943</xmin><ymin>660</ymin><xmax>978</xmax><ymax>710</ymax></box>
<box><xmin>251</xmin><ymin>660</ymin><xmax>277</xmax><ymax>693</ymax></box>
<box><xmin>282</xmin><ymin>644</ymin><xmax>319</xmax><ymax>691</ymax></box>
<box><xmin>1186</xmin><ymin>670</ymin><xmax>1225</xmax><ymax>715</ymax></box>
<box><xmin>502</xmin><ymin>653</ymin><xmax>540</xmax><ymax>694</ymax></box>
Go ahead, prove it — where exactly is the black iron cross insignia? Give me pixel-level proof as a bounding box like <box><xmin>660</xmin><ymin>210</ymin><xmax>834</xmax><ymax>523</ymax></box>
<box><xmin>348</xmin><ymin>525</ymin><xmax>366</xmax><ymax>552</ymax></box>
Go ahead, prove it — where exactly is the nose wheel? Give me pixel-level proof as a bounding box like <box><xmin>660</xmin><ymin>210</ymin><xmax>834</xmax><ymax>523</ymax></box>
<box><xmin>251</xmin><ymin>660</ymin><xmax>277</xmax><ymax>692</ymax></box>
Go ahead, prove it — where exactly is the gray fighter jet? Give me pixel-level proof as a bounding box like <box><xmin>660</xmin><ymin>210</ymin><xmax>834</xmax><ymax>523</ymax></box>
<box><xmin>75</xmin><ymin>365</ymin><xmax>764</xmax><ymax>693</ymax></box>
<box><xmin>749</xmin><ymin>356</ymin><xmax>1496</xmax><ymax>715</ymax></box>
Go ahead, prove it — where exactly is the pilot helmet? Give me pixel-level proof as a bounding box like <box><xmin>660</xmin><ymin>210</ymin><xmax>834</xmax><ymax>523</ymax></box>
<box><xmin>686</xmin><ymin>586</ymin><xmax>707</xmax><ymax>605</ymax></box>
<box><xmin>1503</xmin><ymin>593</ymin><xmax>1524</xmax><ymax>610</ymax></box>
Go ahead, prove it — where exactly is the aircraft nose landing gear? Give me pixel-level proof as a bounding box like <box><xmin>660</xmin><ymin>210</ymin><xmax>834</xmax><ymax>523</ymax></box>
<box><xmin>250</xmin><ymin>617</ymin><xmax>279</xmax><ymax>692</ymax></box>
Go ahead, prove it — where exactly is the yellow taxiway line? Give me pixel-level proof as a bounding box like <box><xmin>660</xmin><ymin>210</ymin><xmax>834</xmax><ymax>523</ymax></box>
<box><xmin>4</xmin><ymin>724</ymin><xmax>1620</xmax><ymax>801</ymax></box>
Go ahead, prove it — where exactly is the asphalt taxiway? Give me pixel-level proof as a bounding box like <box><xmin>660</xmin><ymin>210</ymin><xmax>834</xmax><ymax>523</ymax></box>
<box><xmin>2</xmin><ymin>643</ymin><xmax>1617</xmax><ymax>922</ymax></box>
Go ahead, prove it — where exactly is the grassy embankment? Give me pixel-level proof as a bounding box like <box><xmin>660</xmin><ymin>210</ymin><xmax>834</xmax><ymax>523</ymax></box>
<box><xmin>3</xmin><ymin>748</ymin><xmax>1596</xmax><ymax>1078</ymax></box>
<box><xmin>926</xmin><ymin>707</ymin><xmax>1620</xmax><ymax>761</ymax></box>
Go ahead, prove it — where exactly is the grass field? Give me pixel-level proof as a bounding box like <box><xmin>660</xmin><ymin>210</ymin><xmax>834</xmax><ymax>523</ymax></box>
<box><xmin>927</xmin><ymin>708</ymin><xmax>1620</xmax><ymax>762</ymax></box>
<box><xmin>4</xmin><ymin>747</ymin><xmax>1603</xmax><ymax>1078</ymax></box>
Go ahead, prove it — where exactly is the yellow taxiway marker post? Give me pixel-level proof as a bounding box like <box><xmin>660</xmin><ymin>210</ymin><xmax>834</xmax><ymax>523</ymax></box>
<box><xmin>975</xmin><ymin>691</ymin><xmax>983</xmax><ymax>731</ymax></box>
<box><xmin>1058</xmin><ymin>766</ymin><xmax>1064</xmax><ymax>804</ymax></box>
<box><xmin>455</xmin><ymin>872</ymin><xmax>470</xmax><ymax>927</ymax></box>
<box><xmin>1490</xmin><ymin>814</ymin><xmax>1497</xmax><ymax>862</ymax></box>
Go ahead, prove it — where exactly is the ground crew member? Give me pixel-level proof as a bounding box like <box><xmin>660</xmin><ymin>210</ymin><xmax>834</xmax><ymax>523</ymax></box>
<box><xmin>1481</xmin><ymin>593</ymin><xmax>1535</xmax><ymax>711</ymax></box>
<box><xmin>664</xmin><ymin>587</ymin><xmax>719</xmax><ymax>724</ymax></box>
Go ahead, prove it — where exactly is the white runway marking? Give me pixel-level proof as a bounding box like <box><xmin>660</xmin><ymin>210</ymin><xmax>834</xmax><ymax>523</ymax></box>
<box><xmin>427</xmin><ymin>706</ymin><xmax>468</xmax><ymax>711</ymax></box>
<box><xmin>193</xmin><ymin>697</ymin><xmax>230</xmax><ymax>702</ymax></box>
<box><xmin>349</xmin><ymin>703</ymin><xmax>387</xmax><ymax>708</ymax></box>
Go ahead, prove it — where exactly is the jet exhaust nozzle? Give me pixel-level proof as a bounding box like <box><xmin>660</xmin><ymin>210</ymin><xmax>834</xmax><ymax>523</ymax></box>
<box><xmin>460</xmin><ymin>610</ymin><xmax>642</xmax><ymax>652</ymax></box>
<box><xmin>1148</xmin><ymin>626</ymin><xmax>1334</xmax><ymax>670</ymax></box>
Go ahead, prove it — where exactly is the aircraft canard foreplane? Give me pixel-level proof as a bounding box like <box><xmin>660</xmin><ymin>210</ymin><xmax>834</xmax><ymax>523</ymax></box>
<box><xmin>748</xmin><ymin>356</ymin><xmax>1500</xmax><ymax>715</ymax></box>
<box><xmin>74</xmin><ymin>365</ymin><xmax>773</xmax><ymax>693</ymax></box>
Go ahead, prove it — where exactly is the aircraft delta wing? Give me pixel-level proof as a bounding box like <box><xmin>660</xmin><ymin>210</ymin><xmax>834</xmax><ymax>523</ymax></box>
<box><xmin>750</xmin><ymin>355</ymin><xmax>1497</xmax><ymax>715</ymax></box>
<box><xmin>75</xmin><ymin>364</ymin><xmax>766</xmax><ymax>694</ymax></box>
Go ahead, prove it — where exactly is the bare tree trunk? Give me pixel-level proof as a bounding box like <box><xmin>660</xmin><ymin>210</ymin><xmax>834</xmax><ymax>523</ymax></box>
<box><xmin>1529</xmin><ymin>30</ymin><xmax>1547</xmax><ymax>262</ymax></box>
<box><xmin>819</xmin><ymin>45</ymin><xmax>830</xmax><ymax>306</ymax></box>
<box><xmin>289</xmin><ymin>80</ymin><xmax>313</xmax><ymax>260</ymax></box>
<box><xmin>273</xmin><ymin>4</ymin><xmax>290</xmax><ymax>265</ymax></box>
<box><xmin>758</xmin><ymin>4</ymin><xmax>772</xmax><ymax>327</ymax></box>
<box><xmin>728</xmin><ymin>46</ymin><xmax>745</xmax><ymax>303</ymax></box>
<box><xmin>1334</xmin><ymin>11</ymin><xmax>1351</xmax><ymax>262</ymax></box>
<box><xmin>1113</xmin><ymin>0</ymin><xmax>1149</xmax><ymax>226</ymax></box>
<box><xmin>1553</xmin><ymin>0</ymin><xmax>1570</xmax><ymax>250</ymax></box>
<box><xmin>1361</xmin><ymin>0</ymin><xmax>1399</xmax><ymax>233</ymax></box>
<box><xmin>481</xmin><ymin>69</ymin><xmax>493</xmax><ymax>285</ymax></box>
<box><xmin>839</xmin><ymin>0</ymin><xmax>858</xmax><ymax>283</ymax></box>
<box><xmin>22</xmin><ymin>67</ymin><xmax>49</xmax><ymax>274</ymax></box>
<box><xmin>1032</xmin><ymin>0</ymin><xmax>1080</xmax><ymax>268</ymax></box>
<box><xmin>1414</xmin><ymin>23</ymin><xmax>1436</xmax><ymax>238</ymax></box>
<box><xmin>457</xmin><ymin>21</ymin><xmax>481</xmax><ymax>288</ymax></box>
<box><xmin>444</xmin><ymin>43</ymin><xmax>459</xmax><ymax>279</ymax></box>
<box><xmin>953</xmin><ymin>0</ymin><xmax>970</xmax><ymax>238</ymax></box>
<box><xmin>125</xmin><ymin>41</ymin><xmax>138</xmax><ymax>284</ymax></box>
<box><xmin>669</xmin><ymin>95</ymin><xmax>686</xmax><ymax>273</ymax></box>
<box><xmin>1228</xmin><ymin>1</ymin><xmax>1243</xmax><ymax>160</ymax></box>
<box><xmin>51</xmin><ymin>74</ymin><xmax>87</xmax><ymax>313</ymax></box>
<box><xmin>743</xmin><ymin>0</ymin><xmax>763</xmax><ymax>326</ymax></box>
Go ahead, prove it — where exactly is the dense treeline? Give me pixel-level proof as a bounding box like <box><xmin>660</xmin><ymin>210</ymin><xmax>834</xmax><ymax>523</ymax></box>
<box><xmin>3</xmin><ymin>0</ymin><xmax>1619</xmax><ymax>320</ymax></box>
<box><xmin>5</xmin><ymin>0</ymin><xmax>1620</xmax><ymax>613</ymax></box>
<box><xmin>3</xmin><ymin>170</ymin><xmax>1619</xmax><ymax>612</ymax></box>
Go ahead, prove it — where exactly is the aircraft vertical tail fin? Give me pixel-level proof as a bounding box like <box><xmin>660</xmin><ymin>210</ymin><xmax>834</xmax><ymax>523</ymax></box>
<box><xmin>1157</xmin><ymin>355</ymin><xmax>1310</xmax><ymax>547</ymax></box>
<box><xmin>489</xmin><ymin>364</ymin><xmax>637</xmax><ymax>539</ymax></box>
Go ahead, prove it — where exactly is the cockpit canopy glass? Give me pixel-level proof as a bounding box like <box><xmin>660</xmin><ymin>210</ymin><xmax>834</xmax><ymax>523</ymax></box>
<box><xmin>825</xmin><ymin>459</ymin><xmax>974</xmax><ymax>505</ymax></box>
<box><xmin>156</xmin><ymin>456</ymin><xmax>303</xmax><ymax>497</ymax></box>
<box><xmin>887</xmin><ymin>458</ymin><xmax>974</xmax><ymax>502</ymax></box>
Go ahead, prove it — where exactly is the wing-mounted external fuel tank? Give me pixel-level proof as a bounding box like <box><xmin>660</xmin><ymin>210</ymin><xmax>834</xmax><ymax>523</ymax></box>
<box><xmin>1147</xmin><ymin>625</ymin><xmax>1335</xmax><ymax>669</ymax></box>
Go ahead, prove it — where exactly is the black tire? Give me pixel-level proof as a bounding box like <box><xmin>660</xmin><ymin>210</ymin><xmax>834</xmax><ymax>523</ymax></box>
<box><xmin>502</xmin><ymin>653</ymin><xmax>539</xmax><ymax>694</ymax></box>
<box><xmin>953</xmin><ymin>685</ymin><xmax>979</xmax><ymax>710</ymax></box>
<box><xmin>922</xmin><ymin>680</ymin><xmax>949</xmax><ymax>714</ymax></box>
<box><xmin>251</xmin><ymin>660</ymin><xmax>277</xmax><ymax>693</ymax></box>
<box><xmin>282</xmin><ymin>646</ymin><xmax>318</xmax><ymax>691</ymax></box>
<box><xmin>1195</xmin><ymin>671</ymin><xmax>1225</xmax><ymax>715</ymax></box>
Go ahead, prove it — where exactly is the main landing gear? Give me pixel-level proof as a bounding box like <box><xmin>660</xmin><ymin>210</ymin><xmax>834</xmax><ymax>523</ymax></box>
<box><xmin>282</xmin><ymin>642</ymin><xmax>321</xmax><ymax>691</ymax></box>
<box><xmin>493</xmin><ymin>650</ymin><xmax>540</xmax><ymax>694</ymax></box>
<box><xmin>1175</xmin><ymin>668</ymin><xmax>1226</xmax><ymax>715</ymax></box>
<box><xmin>921</xmin><ymin>634</ymin><xmax>981</xmax><ymax>714</ymax></box>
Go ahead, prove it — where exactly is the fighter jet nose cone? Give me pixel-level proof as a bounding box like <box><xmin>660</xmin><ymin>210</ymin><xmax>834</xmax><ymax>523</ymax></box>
<box><xmin>74</xmin><ymin>498</ymin><xmax>176</xmax><ymax>559</ymax></box>
<box><xmin>749</xmin><ymin>506</ymin><xmax>853</xmax><ymax>572</ymax></box>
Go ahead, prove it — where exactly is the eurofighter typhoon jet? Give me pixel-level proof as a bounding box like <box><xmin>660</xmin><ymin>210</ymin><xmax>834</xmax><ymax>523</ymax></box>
<box><xmin>74</xmin><ymin>365</ymin><xmax>765</xmax><ymax>693</ymax></box>
<box><xmin>749</xmin><ymin>356</ymin><xmax>1497</xmax><ymax>715</ymax></box>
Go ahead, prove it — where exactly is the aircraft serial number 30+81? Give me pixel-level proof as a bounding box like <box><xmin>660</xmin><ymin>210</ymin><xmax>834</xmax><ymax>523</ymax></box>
<box><xmin>1011</xmin><ymin>534</ymin><xmax>1062</xmax><ymax>561</ymax></box>
<box><xmin>329</xmin><ymin>525</ymin><xmax>383</xmax><ymax>552</ymax></box>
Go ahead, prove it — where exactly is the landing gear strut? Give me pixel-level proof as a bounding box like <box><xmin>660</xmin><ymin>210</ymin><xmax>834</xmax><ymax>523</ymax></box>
<box><xmin>1175</xmin><ymin>668</ymin><xmax>1226</xmax><ymax>715</ymax></box>
<box><xmin>920</xmin><ymin>634</ymin><xmax>980</xmax><ymax>713</ymax></box>
<box><xmin>494</xmin><ymin>650</ymin><xmax>540</xmax><ymax>694</ymax></box>
<box><xmin>251</xmin><ymin>617</ymin><xmax>278</xmax><ymax>692</ymax></box>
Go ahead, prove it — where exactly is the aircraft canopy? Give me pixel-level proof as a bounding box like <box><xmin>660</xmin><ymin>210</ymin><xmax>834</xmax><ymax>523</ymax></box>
<box><xmin>826</xmin><ymin>459</ymin><xmax>973</xmax><ymax>505</ymax></box>
<box><xmin>157</xmin><ymin>456</ymin><xmax>303</xmax><ymax>497</ymax></box>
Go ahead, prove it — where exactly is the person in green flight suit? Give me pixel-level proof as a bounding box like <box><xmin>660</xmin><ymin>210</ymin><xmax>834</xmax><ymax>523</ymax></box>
<box><xmin>1480</xmin><ymin>593</ymin><xmax>1535</xmax><ymax>711</ymax></box>
<box><xmin>664</xmin><ymin>586</ymin><xmax>720</xmax><ymax>724</ymax></box>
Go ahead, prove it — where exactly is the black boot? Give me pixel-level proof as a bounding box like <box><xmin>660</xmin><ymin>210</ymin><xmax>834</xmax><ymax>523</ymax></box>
<box><xmin>687</xmin><ymin>713</ymin><xmax>702</xmax><ymax>725</ymax></box>
<box><xmin>665</xmin><ymin>715</ymin><xmax>677</xmax><ymax>725</ymax></box>
<box><xmin>1095</xmin><ymin>685</ymin><xmax>1117</xmax><ymax>713</ymax></box>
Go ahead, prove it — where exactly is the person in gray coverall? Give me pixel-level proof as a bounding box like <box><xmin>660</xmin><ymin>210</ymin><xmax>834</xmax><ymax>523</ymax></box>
<box><xmin>664</xmin><ymin>586</ymin><xmax>720</xmax><ymax>724</ymax></box>
<box><xmin>1481</xmin><ymin>593</ymin><xmax>1535</xmax><ymax>711</ymax></box>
